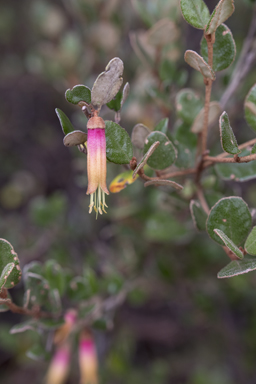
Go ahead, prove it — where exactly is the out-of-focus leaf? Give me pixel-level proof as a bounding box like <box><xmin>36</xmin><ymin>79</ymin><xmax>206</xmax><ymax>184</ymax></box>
<box><xmin>180</xmin><ymin>0</ymin><xmax>210</xmax><ymax>29</ymax></box>
<box><xmin>245</xmin><ymin>226</ymin><xmax>256</xmax><ymax>256</ymax></box>
<box><xmin>245</xmin><ymin>84</ymin><xmax>256</xmax><ymax>132</ymax></box>
<box><xmin>206</xmin><ymin>197</ymin><xmax>252</xmax><ymax>246</ymax></box>
<box><xmin>144</xmin><ymin>179</ymin><xmax>183</xmax><ymax>190</ymax></box>
<box><xmin>109</xmin><ymin>170</ymin><xmax>138</xmax><ymax>193</ymax></box>
<box><xmin>219</xmin><ymin>111</ymin><xmax>240</xmax><ymax>154</ymax></box>
<box><xmin>55</xmin><ymin>108</ymin><xmax>75</xmax><ymax>135</ymax></box>
<box><xmin>39</xmin><ymin>318</ymin><xmax>65</xmax><ymax>330</ymax></box>
<box><xmin>44</xmin><ymin>260</ymin><xmax>65</xmax><ymax>295</ymax></box>
<box><xmin>218</xmin><ymin>256</ymin><xmax>256</xmax><ymax>278</ymax></box>
<box><xmin>29</xmin><ymin>193</ymin><xmax>67</xmax><ymax>227</ymax></box>
<box><xmin>206</xmin><ymin>0</ymin><xmax>235</xmax><ymax>35</ymax></box>
<box><xmin>63</xmin><ymin>131</ymin><xmax>87</xmax><ymax>147</ymax></box>
<box><xmin>10</xmin><ymin>320</ymin><xmax>36</xmax><ymax>334</ymax></box>
<box><xmin>26</xmin><ymin>343</ymin><xmax>50</xmax><ymax>361</ymax></box>
<box><xmin>91</xmin><ymin>58</ymin><xmax>124</xmax><ymax>110</ymax></box>
<box><xmin>191</xmin><ymin>102</ymin><xmax>221</xmax><ymax>133</ymax></box>
<box><xmin>131</xmin><ymin>123</ymin><xmax>151</xmax><ymax>149</ymax></box>
<box><xmin>121</xmin><ymin>82</ymin><xmax>130</xmax><ymax>108</ymax></box>
<box><xmin>0</xmin><ymin>239</ymin><xmax>21</xmax><ymax>291</ymax></box>
<box><xmin>65</xmin><ymin>85</ymin><xmax>91</xmax><ymax>105</ymax></box>
<box><xmin>214</xmin><ymin>229</ymin><xmax>244</xmax><ymax>259</ymax></box>
<box><xmin>144</xmin><ymin>212</ymin><xmax>187</xmax><ymax>242</ymax></box>
<box><xmin>105</xmin><ymin>121</ymin><xmax>133</xmax><ymax>164</ymax></box>
<box><xmin>154</xmin><ymin>118</ymin><xmax>169</xmax><ymax>134</ymax></box>
<box><xmin>184</xmin><ymin>50</ymin><xmax>215</xmax><ymax>80</ymax></box>
<box><xmin>175</xmin><ymin>89</ymin><xmax>203</xmax><ymax>125</ymax></box>
<box><xmin>215</xmin><ymin>149</ymin><xmax>256</xmax><ymax>182</ymax></box>
<box><xmin>190</xmin><ymin>200</ymin><xmax>207</xmax><ymax>231</ymax></box>
<box><xmin>201</xmin><ymin>24</ymin><xmax>236</xmax><ymax>71</ymax></box>
<box><xmin>147</xmin><ymin>18</ymin><xmax>178</xmax><ymax>45</ymax></box>
<box><xmin>143</xmin><ymin>131</ymin><xmax>177</xmax><ymax>170</ymax></box>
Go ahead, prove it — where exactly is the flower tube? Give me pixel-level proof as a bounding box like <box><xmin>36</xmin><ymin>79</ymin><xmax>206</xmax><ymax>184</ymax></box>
<box><xmin>86</xmin><ymin>116</ymin><xmax>109</xmax><ymax>216</ymax></box>
<box><xmin>46</xmin><ymin>343</ymin><xmax>70</xmax><ymax>384</ymax></box>
<box><xmin>79</xmin><ymin>331</ymin><xmax>98</xmax><ymax>384</ymax></box>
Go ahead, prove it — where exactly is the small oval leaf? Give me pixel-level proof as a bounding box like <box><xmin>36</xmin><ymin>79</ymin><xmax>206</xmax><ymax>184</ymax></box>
<box><xmin>0</xmin><ymin>239</ymin><xmax>21</xmax><ymax>290</ymax></box>
<box><xmin>201</xmin><ymin>24</ymin><xmax>236</xmax><ymax>71</ymax></box>
<box><xmin>214</xmin><ymin>229</ymin><xmax>244</xmax><ymax>259</ymax></box>
<box><xmin>109</xmin><ymin>170</ymin><xmax>138</xmax><ymax>193</ymax></box>
<box><xmin>206</xmin><ymin>197</ymin><xmax>252</xmax><ymax>246</ymax></box>
<box><xmin>131</xmin><ymin>123</ymin><xmax>151</xmax><ymax>149</ymax></box>
<box><xmin>180</xmin><ymin>0</ymin><xmax>210</xmax><ymax>30</ymax></box>
<box><xmin>63</xmin><ymin>130</ymin><xmax>87</xmax><ymax>147</ymax></box>
<box><xmin>133</xmin><ymin>141</ymin><xmax>160</xmax><ymax>178</ymax></box>
<box><xmin>55</xmin><ymin>108</ymin><xmax>75</xmax><ymax>135</ymax></box>
<box><xmin>190</xmin><ymin>200</ymin><xmax>208</xmax><ymax>231</ymax></box>
<box><xmin>65</xmin><ymin>85</ymin><xmax>91</xmax><ymax>105</ymax></box>
<box><xmin>175</xmin><ymin>89</ymin><xmax>203</xmax><ymax>125</ymax></box>
<box><xmin>91</xmin><ymin>57</ymin><xmax>124</xmax><ymax>110</ymax></box>
<box><xmin>184</xmin><ymin>50</ymin><xmax>215</xmax><ymax>80</ymax></box>
<box><xmin>215</xmin><ymin>149</ymin><xmax>256</xmax><ymax>182</ymax></box>
<box><xmin>154</xmin><ymin>118</ymin><xmax>169</xmax><ymax>134</ymax></box>
<box><xmin>206</xmin><ymin>0</ymin><xmax>235</xmax><ymax>35</ymax></box>
<box><xmin>219</xmin><ymin>111</ymin><xmax>240</xmax><ymax>155</ymax></box>
<box><xmin>105</xmin><ymin>121</ymin><xmax>133</xmax><ymax>164</ymax></box>
<box><xmin>218</xmin><ymin>256</ymin><xmax>256</xmax><ymax>279</ymax></box>
<box><xmin>245</xmin><ymin>226</ymin><xmax>256</xmax><ymax>256</ymax></box>
<box><xmin>143</xmin><ymin>131</ymin><xmax>177</xmax><ymax>170</ymax></box>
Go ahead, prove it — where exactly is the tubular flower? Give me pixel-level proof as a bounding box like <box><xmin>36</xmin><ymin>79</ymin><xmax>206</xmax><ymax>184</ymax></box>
<box><xmin>46</xmin><ymin>343</ymin><xmax>70</xmax><ymax>384</ymax></box>
<box><xmin>86</xmin><ymin>116</ymin><xmax>109</xmax><ymax>216</ymax></box>
<box><xmin>54</xmin><ymin>309</ymin><xmax>77</xmax><ymax>345</ymax></box>
<box><xmin>79</xmin><ymin>331</ymin><xmax>98</xmax><ymax>384</ymax></box>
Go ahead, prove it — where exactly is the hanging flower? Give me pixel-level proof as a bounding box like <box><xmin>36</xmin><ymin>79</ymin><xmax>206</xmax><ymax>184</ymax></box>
<box><xmin>86</xmin><ymin>116</ymin><xmax>109</xmax><ymax>216</ymax></box>
<box><xmin>54</xmin><ymin>309</ymin><xmax>77</xmax><ymax>345</ymax></box>
<box><xmin>46</xmin><ymin>343</ymin><xmax>71</xmax><ymax>384</ymax></box>
<box><xmin>79</xmin><ymin>331</ymin><xmax>98</xmax><ymax>384</ymax></box>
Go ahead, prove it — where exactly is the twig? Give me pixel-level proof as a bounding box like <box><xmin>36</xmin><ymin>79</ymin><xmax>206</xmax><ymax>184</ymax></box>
<box><xmin>0</xmin><ymin>288</ymin><xmax>52</xmax><ymax>318</ymax></box>
<box><xmin>197</xmin><ymin>184</ymin><xmax>210</xmax><ymax>214</ymax></box>
<box><xmin>204</xmin><ymin>153</ymin><xmax>256</xmax><ymax>164</ymax></box>
<box><xmin>201</xmin><ymin>33</ymin><xmax>215</xmax><ymax>155</ymax></box>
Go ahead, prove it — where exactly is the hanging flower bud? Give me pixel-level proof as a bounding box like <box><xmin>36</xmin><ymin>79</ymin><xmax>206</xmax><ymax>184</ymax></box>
<box><xmin>79</xmin><ymin>331</ymin><xmax>98</xmax><ymax>384</ymax></box>
<box><xmin>46</xmin><ymin>343</ymin><xmax>70</xmax><ymax>384</ymax></box>
<box><xmin>87</xmin><ymin>116</ymin><xmax>109</xmax><ymax>216</ymax></box>
<box><xmin>54</xmin><ymin>309</ymin><xmax>77</xmax><ymax>345</ymax></box>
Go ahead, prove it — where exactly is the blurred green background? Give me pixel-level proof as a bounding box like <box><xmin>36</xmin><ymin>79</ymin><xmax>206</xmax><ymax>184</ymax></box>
<box><xmin>1</xmin><ymin>0</ymin><xmax>256</xmax><ymax>383</ymax></box>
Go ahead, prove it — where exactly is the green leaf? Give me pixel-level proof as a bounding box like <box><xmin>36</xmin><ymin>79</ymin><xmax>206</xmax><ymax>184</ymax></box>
<box><xmin>106</xmin><ymin>90</ymin><xmax>122</xmax><ymax>112</ymax></box>
<box><xmin>154</xmin><ymin>118</ymin><xmax>169</xmax><ymax>134</ymax></box>
<box><xmin>190</xmin><ymin>200</ymin><xmax>208</xmax><ymax>231</ymax></box>
<box><xmin>68</xmin><ymin>277</ymin><xmax>91</xmax><ymax>301</ymax></box>
<box><xmin>191</xmin><ymin>102</ymin><xmax>221</xmax><ymax>133</ymax></box>
<box><xmin>215</xmin><ymin>149</ymin><xmax>256</xmax><ymax>182</ymax></box>
<box><xmin>63</xmin><ymin>130</ymin><xmax>87</xmax><ymax>147</ymax></box>
<box><xmin>131</xmin><ymin>123</ymin><xmax>151</xmax><ymax>149</ymax></box>
<box><xmin>0</xmin><ymin>239</ymin><xmax>21</xmax><ymax>290</ymax></box>
<box><xmin>206</xmin><ymin>0</ymin><xmax>235</xmax><ymax>35</ymax></box>
<box><xmin>245</xmin><ymin>226</ymin><xmax>256</xmax><ymax>256</ymax></box>
<box><xmin>251</xmin><ymin>143</ymin><xmax>256</xmax><ymax>154</ymax></box>
<box><xmin>206</xmin><ymin>197</ymin><xmax>252</xmax><ymax>246</ymax></box>
<box><xmin>55</xmin><ymin>108</ymin><xmax>75</xmax><ymax>135</ymax></box>
<box><xmin>121</xmin><ymin>82</ymin><xmax>130</xmax><ymax>109</ymax></box>
<box><xmin>91</xmin><ymin>58</ymin><xmax>124</xmax><ymax>110</ymax></box>
<box><xmin>133</xmin><ymin>141</ymin><xmax>160</xmax><ymax>178</ymax></box>
<box><xmin>174</xmin><ymin>120</ymin><xmax>197</xmax><ymax>149</ymax></box>
<box><xmin>201</xmin><ymin>24</ymin><xmax>236</xmax><ymax>71</ymax></box>
<box><xmin>143</xmin><ymin>131</ymin><xmax>177</xmax><ymax>170</ymax></box>
<box><xmin>0</xmin><ymin>291</ymin><xmax>11</xmax><ymax>312</ymax></box>
<box><xmin>105</xmin><ymin>121</ymin><xmax>133</xmax><ymax>164</ymax></box>
<box><xmin>184</xmin><ymin>50</ymin><xmax>215</xmax><ymax>80</ymax></box>
<box><xmin>175</xmin><ymin>89</ymin><xmax>203</xmax><ymax>125</ymax></box>
<box><xmin>218</xmin><ymin>256</ymin><xmax>256</xmax><ymax>278</ymax></box>
<box><xmin>38</xmin><ymin>318</ymin><xmax>65</xmax><ymax>330</ymax></box>
<box><xmin>214</xmin><ymin>229</ymin><xmax>244</xmax><ymax>259</ymax></box>
<box><xmin>44</xmin><ymin>260</ymin><xmax>65</xmax><ymax>295</ymax></box>
<box><xmin>174</xmin><ymin>142</ymin><xmax>195</xmax><ymax>169</ymax></box>
<box><xmin>219</xmin><ymin>111</ymin><xmax>240</xmax><ymax>155</ymax></box>
<box><xmin>10</xmin><ymin>320</ymin><xmax>36</xmax><ymax>334</ymax></box>
<box><xmin>180</xmin><ymin>0</ymin><xmax>210</xmax><ymax>29</ymax></box>
<box><xmin>26</xmin><ymin>343</ymin><xmax>50</xmax><ymax>361</ymax></box>
<box><xmin>65</xmin><ymin>85</ymin><xmax>91</xmax><ymax>105</ymax></box>
<box><xmin>245</xmin><ymin>84</ymin><xmax>256</xmax><ymax>132</ymax></box>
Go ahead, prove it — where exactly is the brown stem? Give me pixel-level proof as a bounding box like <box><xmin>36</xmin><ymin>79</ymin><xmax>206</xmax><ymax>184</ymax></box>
<box><xmin>201</xmin><ymin>33</ymin><xmax>215</xmax><ymax>155</ymax></box>
<box><xmin>0</xmin><ymin>288</ymin><xmax>54</xmax><ymax>318</ymax></box>
<box><xmin>204</xmin><ymin>154</ymin><xmax>256</xmax><ymax>164</ymax></box>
